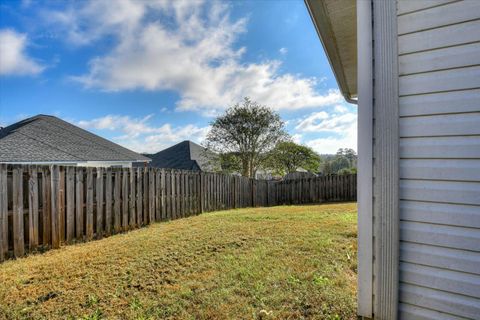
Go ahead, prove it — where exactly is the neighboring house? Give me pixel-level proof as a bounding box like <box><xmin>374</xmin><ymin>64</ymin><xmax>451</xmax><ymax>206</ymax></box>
<box><xmin>0</xmin><ymin>115</ymin><xmax>150</xmax><ymax>167</ymax></box>
<box><xmin>307</xmin><ymin>1</ymin><xmax>480</xmax><ymax>319</ymax></box>
<box><xmin>255</xmin><ymin>169</ymin><xmax>273</xmax><ymax>180</ymax></box>
<box><xmin>143</xmin><ymin>140</ymin><xmax>217</xmax><ymax>171</ymax></box>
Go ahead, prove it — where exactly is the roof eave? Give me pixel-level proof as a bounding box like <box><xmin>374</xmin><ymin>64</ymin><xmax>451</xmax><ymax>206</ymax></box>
<box><xmin>305</xmin><ymin>0</ymin><xmax>357</xmax><ymax>104</ymax></box>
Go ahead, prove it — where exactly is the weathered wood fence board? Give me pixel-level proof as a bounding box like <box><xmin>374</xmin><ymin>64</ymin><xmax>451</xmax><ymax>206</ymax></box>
<box><xmin>0</xmin><ymin>164</ymin><xmax>356</xmax><ymax>261</ymax></box>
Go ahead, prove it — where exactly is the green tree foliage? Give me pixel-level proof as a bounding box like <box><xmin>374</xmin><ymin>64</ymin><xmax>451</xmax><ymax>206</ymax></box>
<box><xmin>336</xmin><ymin>148</ymin><xmax>357</xmax><ymax>167</ymax></box>
<box><xmin>331</xmin><ymin>156</ymin><xmax>350</xmax><ymax>173</ymax></box>
<box><xmin>205</xmin><ymin>97</ymin><xmax>288</xmax><ymax>178</ymax></box>
<box><xmin>322</xmin><ymin>160</ymin><xmax>334</xmax><ymax>175</ymax></box>
<box><xmin>320</xmin><ymin>148</ymin><xmax>357</xmax><ymax>175</ymax></box>
<box><xmin>337</xmin><ymin>167</ymin><xmax>357</xmax><ymax>175</ymax></box>
<box><xmin>219</xmin><ymin>152</ymin><xmax>242</xmax><ymax>174</ymax></box>
<box><xmin>265</xmin><ymin>141</ymin><xmax>321</xmax><ymax>176</ymax></box>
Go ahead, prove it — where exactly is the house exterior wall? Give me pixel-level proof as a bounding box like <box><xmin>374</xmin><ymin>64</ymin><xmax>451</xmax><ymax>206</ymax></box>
<box><xmin>362</xmin><ymin>1</ymin><xmax>480</xmax><ymax>319</ymax></box>
<box><xmin>395</xmin><ymin>1</ymin><xmax>480</xmax><ymax>319</ymax></box>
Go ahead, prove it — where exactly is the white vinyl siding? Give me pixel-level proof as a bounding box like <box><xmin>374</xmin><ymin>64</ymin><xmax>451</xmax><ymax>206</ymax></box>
<box><xmin>397</xmin><ymin>1</ymin><xmax>480</xmax><ymax>319</ymax></box>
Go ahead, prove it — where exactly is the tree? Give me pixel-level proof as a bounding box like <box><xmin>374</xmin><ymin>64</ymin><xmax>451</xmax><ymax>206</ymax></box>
<box><xmin>338</xmin><ymin>167</ymin><xmax>357</xmax><ymax>175</ymax></box>
<box><xmin>265</xmin><ymin>141</ymin><xmax>321</xmax><ymax>176</ymax></box>
<box><xmin>205</xmin><ymin>97</ymin><xmax>288</xmax><ymax>178</ymax></box>
<box><xmin>218</xmin><ymin>152</ymin><xmax>242</xmax><ymax>175</ymax></box>
<box><xmin>322</xmin><ymin>160</ymin><xmax>334</xmax><ymax>175</ymax></box>
<box><xmin>331</xmin><ymin>155</ymin><xmax>350</xmax><ymax>173</ymax></box>
<box><xmin>336</xmin><ymin>148</ymin><xmax>357</xmax><ymax>167</ymax></box>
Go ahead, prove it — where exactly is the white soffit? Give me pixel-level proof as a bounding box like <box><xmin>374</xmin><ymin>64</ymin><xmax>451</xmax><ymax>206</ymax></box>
<box><xmin>305</xmin><ymin>0</ymin><xmax>357</xmax><ymax>102</ymax></box>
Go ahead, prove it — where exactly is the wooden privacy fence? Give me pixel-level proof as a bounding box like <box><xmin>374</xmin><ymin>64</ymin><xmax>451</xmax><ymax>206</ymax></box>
<box><xmin>0</xmin><ymin>164</ymin><xmax>356</xmax><ymax>261</ymax></box>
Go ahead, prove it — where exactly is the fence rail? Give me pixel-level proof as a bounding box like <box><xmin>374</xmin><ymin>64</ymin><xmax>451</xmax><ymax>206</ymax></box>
<box><xmin>0</xmin><ymin>164</ymin><xmax>356</xmax><ymax>261</ymax></box>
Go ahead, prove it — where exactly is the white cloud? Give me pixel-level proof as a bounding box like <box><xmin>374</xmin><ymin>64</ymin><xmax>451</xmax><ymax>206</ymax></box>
<box><xmin>279</xmin><ymin>47</ymin><xmax>288</xmax><ymax>55</ymax></box>
<box><xmin>305</xmin><ymin>122</ymin><xmax>357</xmax><ymax>154</ymax></box>
<box><xmin>78</xmin><ymin>114</ymin><xmax>157</xmax><ymax>138</ymax></box>
<box><xmin>45</xmin><ymin>0</ymin><xmax>343</xmax><ymax>115</ymax></box>
<box><xmin>291</xmin><ymin>133</ymin><xmax>302</xmax><ymax>144</ymax></box>
<box><xmin>0</xmin><ymin>29</ymin><xmax>44</xmax><ymax>76</ymax></box>
<box><xmin>334</xmin><ymin>104</ymin><xmax>348</xmax><ymax>114</ymax></box>
<box><xmin>295</xmin><ymin>104</ymin><xmax>357</xmax><ymax>154</ymax></box>
<box><xmin>296</xmin><ymin>112</ymin><xmax>356</xmax><ymax>133</ymax></box>
<box><xmin>77</xmin><ymin>114</ymin><xmax>209</xmax><ymax>153</ymax></box>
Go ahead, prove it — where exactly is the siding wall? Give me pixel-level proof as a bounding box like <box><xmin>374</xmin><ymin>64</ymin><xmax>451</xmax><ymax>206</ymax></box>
<box><xmin>396</xmin><ymin>1</ymin><xmax>480</xmax><ymax>319</ymax></box>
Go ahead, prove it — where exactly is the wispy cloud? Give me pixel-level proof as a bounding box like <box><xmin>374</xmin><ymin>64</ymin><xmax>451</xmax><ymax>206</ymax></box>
<box><xmin>43</xmin><ymin>0</ymin><xmax>343</xmax><ymax>115</ymax></box>
<box><xmin>305</xmin><ymin>127</ymin><xmax>356</xmax><ymax>155</ymax></box>
<box><xmin>77</xmin><ymin>114</ymin><xmax>210</xmax><ymax>153</ymax></box>
<box><xmin>0</xmin><ymin>29</ymin><xmax>45</xmax><ymax>76</ymax></box>
<box><xmin>279</xmin><ymin>47</ymin><xmax>288</xmax><ymax>55</ymax></box>
<box><xmin>295</xmin><ymin>104</ymin><xmax>357</xmax><ymax>154</ymax></box>
<box><xmin>296</xmin><ymin>110</ymin><xmax>356</xmax><ymax>133</ymax></box>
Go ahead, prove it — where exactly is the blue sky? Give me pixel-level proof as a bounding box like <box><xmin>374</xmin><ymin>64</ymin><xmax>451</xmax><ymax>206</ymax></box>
<box><xmin>0</xmin><ymin>0</ymin><xmax>356</xmax><ymax>154</ymax></box>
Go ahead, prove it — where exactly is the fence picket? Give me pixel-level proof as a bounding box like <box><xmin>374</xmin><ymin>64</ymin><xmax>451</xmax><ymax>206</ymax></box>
<box><xmin>0</xmin><ymin>164</ymin><xmax>7</xmax><ymax>261</ymax></box>
<box><xmin>42</xmin><ymin>168</ymin><xmax>51</xmax><ymax>245</ymax></box>
<box><xmin>76</xmin><ymin>168</ymin><xmax>84</xmax><ymax>239</ymax></box>
<box><xmin>161</xmin><ymin>169</ymin><xmax>166</xmax><ymax>220</ymax></box>
<box><xmin>12</xmin><ymin>166</ymin><xmax>24</xmax><ymax>257</ymax></box>
<box><xmin>143</xmin><ymin>169</ymin><xmax>148</xmax><ymax>224</ymax></box>
<box><xmin>137</xmin><ymin>168</ymin><xmax>142</xmax><ymax>226</ymax></box>
<box><xmin>28</xmin><ymin>166</ymin><xmax>39</xmax><ymax>249</ymax></box>
<box><xmin>176</xmin><ymin>171</ymin><xmax>181</xmax><ymax>218</ymax></box>
<box><xmin>166</xmin><ymin>170</ymin><xmax>171</xmax><ymax>219</ymax></box>
<box><xmin>130</xmin><ymin>168</ymin><xmax>136</xmax><ymax>227</ymax></box>
<box><xmin>149</xmin><ymin>169</ymin><xmax>155</xmax><ymax>223</ymax></box>
<box><xmin>155</xmin><ymin>169</ymin><xmax>160</xmax><ymax>221</ymax></box>
<box><xmin>114</xmin><ymin>170</ymin><xmax>121</xmax><ymax>233</ymax></box>
<box><xmin>50</xmin><ymin>166</ymin><xmax>60</xmax><ymax>249</ymax></box>
<box><xmin>122</xmin><ymin>170</ymin><xmax>128</xmax><ymax>230</ymax></box>
<box><xmin>105</xmin><ymin>169</ymin><xmax>112</xmax><ymax>236</ymax></box>
<box><xmin>58</xmin><ymin>167</ymin><xmax>65</xmax><ymax>244</ymax></box>
<box><xmin>96</xmin><ymin>167</ymin><xmax>104</xmax><ymax>239</ymax></box>
<box><xmin>86</xmin><ymin>168</ymin><xmax>94</xmax><ymax>241</ymax></box>
<box><xmin>66</xmin><ymin>166</ymin><xmax>75</xmax><ymax>242</ymax></box>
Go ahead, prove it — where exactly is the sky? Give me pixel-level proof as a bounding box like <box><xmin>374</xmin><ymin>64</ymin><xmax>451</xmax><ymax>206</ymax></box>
<box><xmin>0</xmin><ymin>0</ymin><xmax>356</xmax><ymax>155</ymax></box>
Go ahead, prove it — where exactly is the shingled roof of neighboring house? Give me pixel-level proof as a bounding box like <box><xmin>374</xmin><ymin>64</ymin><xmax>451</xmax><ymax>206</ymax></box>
<box><xmin>144</xmin><ymin>140</ymin><xmax>216</xmax><ymax>171</ymax></box>
<box><xmin>0</xmin><ymin>115</ymin><xmax>151</xmax><ymax>163</ymax></box>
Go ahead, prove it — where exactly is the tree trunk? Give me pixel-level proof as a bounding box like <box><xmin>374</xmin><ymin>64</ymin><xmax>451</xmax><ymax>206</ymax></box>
<box><xmin>242</xmin><ymin>159</ymin><xmax>249</xmax><ymax>177</ymax></box>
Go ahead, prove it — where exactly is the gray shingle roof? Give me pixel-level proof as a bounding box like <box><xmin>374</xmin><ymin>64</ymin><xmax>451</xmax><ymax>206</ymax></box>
<box><xmin>143</xmin><ymin>140</ymin><xmax>216</xmax><ymax>171</ymax></box>
<box><xmin>0</xmin><ymin>115</ymin><xmax>151</xmax><ymax>163</ymax></box>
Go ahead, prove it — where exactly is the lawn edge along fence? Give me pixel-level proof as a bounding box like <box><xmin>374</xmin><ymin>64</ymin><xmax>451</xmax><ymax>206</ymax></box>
<box><xmin>0</xmin><ymin>164</ymin><xmax>356</xmax><ymax>261</ymax></box>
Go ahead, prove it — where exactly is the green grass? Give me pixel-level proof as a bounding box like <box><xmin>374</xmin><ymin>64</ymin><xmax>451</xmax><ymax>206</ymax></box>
<box><xmin>0</xmin><ymin>203</ymin><xmax>357</xmax><ymax>320</ymax></box>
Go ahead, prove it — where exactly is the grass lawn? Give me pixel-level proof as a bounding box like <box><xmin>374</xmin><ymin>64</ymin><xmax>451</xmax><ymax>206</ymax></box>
<box><xmin>0</xmin><ymin>203</ymin><xmax>357</xmax><ymax>320</ymax></box>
